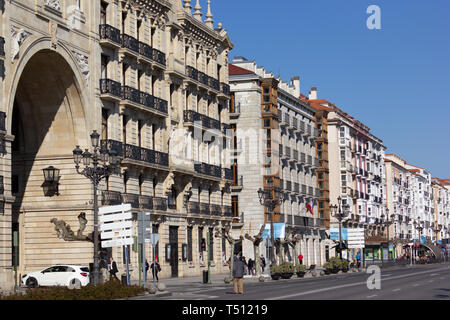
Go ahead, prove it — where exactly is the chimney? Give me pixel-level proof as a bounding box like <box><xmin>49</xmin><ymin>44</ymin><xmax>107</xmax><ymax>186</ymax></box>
<box><xmin>309</xmin><ymin>87</ymin><xmax>317</xmax><ymax>100</ymax></box>
<box><xmin>291</xmin><ymin>76</ymin><xmax>300</xmax><ymax>98</ymax></box>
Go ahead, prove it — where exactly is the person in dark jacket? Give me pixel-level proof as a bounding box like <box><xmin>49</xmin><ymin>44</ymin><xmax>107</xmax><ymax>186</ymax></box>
<box><xmin>151</xmin><ymin>257</ymin><xmax>161</xmax><ymax>282</ymax></box>
<box><xmin>247</xmin><ymin>258</ymin><xmax>254</xmax><ymax>276</ymax></box>
<box><xmin>144</xmin><ymin>259</ymin><xmax>150</xmax><ymax>282</ymax></box>
<box><xmin>232</xmin><ymin>252</ymin><xmax>246</xmax><ymax>294</ymax></box>
<box><xmin>260</xmin><ymin>254</ymin><xmax>266</xmax><ymax>273</ymax></box>
<box><xmin>109</xmin><ymin>257</ymin><xmax>119</xmax><ymax>281</ymax></box>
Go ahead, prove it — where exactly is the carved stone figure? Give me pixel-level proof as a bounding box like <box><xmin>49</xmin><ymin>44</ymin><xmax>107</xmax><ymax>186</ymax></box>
<box><xmin>50</xmin><ymin>212</ymin><xmax>92</xmax><ymax>242</ymax></box>
<box><xmin>11</xmin><ymin>27</ymin><xmax>31</xmax><ymax>61</ymax></box>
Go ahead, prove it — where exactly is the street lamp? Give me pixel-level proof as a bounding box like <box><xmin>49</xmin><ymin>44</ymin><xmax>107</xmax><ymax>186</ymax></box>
<box><xmin>257</xmin><ymin>176</ymin><xmax>280</xmax><ymax>265</ymax></box>
<box><xmin>380</xmin><ymin>209</ymin><xmax>395</xmax><ymax>261</ymax></box>
<box><xmin>42</xmin><ymin>166</ymin><xmax>61</xmax><ymax>196</ymax></box>
<box><xmin>73</xmin><ymin>130</ymin><xmax>122</xmax><ymax>285</ymax></box>
<box><xmin>330</xmin><ymin>197</ymin><xmax>350</xmax><ymax>260</ymax></box>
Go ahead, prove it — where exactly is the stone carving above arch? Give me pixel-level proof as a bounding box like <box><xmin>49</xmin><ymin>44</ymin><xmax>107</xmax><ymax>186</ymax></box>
<box><xmin>11</xmin><ymin>27</ymin><xmax>32</xmax><ymax>62</ymax></box>
<box><xmin>73</xmin><ymin>51</ymin><xmax>90</xmax><ymax>83</ymax></box>
<box><xmin>163</xmin><ymin>171</ymin><xmax>175</xmax><ymax>195</ymax></box>
<box><xmin>45</xmin><ymin>0</ymin><xmax>62</xmax><ymax>12</ymax></box>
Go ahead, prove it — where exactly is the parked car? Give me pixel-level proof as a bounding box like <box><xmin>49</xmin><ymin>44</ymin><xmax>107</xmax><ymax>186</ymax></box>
<box><xmin>21</xmin><ymin>265</ymin><xmax>90</xmax><ymax>289</ymax></box>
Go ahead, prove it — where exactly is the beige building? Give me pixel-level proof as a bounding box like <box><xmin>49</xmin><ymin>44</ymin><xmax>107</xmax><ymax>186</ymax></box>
<box><xmin>228</xmin><ymin>57</ymin><xmax>327</xmax><ymax>267</ymax></box>
<box><xmin>0</xmin><ymin>0</ymin><xmax>234</xmax><ymax>290</ymax></box>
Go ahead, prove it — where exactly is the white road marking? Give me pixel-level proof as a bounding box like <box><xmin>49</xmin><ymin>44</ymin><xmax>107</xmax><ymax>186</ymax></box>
<box><xmin>367</xmin><ymin>294</ymin><xmax>378</xmax><ymax>298</ymax></box>
<box><xmin>266</xmin><ymin>267</ymin><xmax>449</xmax><ymax>300</ymax></box>
<box><xmin>382</xmin><ymin>274</ymin><xmax>392</xmax><ymax>277</ymax></box>
<box><xmin>413</xmin><ymin>284</ymin><xmax>419</xmax><ymax>287</ymax></box>
<box><xmin>392</xmin><ymin>288</ymin><xmax>401</xmax><ymax>292</ymax></box>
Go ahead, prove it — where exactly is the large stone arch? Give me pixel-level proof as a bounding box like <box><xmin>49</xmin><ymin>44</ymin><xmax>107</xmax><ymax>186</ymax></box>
<box><xmin>5</xmin><ymin>37</ymin><xmax>95</xmax><ymax>275</ymax></box>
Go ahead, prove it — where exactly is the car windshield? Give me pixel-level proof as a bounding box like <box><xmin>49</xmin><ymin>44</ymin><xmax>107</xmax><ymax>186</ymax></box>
<box><xmin>80</xmin><ymin>267</ymin><xmax>89</xmax><ymax>272</ymax></box>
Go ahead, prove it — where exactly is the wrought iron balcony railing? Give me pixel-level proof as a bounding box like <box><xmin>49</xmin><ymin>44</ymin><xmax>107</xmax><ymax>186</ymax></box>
<box><xmin>152</xmin><ymin>48</ymin><xmax>166</xmax><ymax>66</ymax></box>
<box><xmin>139</xmin><ymin>195</ymin><xmax>153</xmax><ymax>210</ymax></box>
<box><xmin>123</xmin><ymin>144</ymin><xmax>169</xmax><ymax>167</ymax></box>
<box><xmin>122</xmin><ymin>193</ymin><xmax>140</xmax><ymax>208</ymax></box>
<box><xmin>122</xmin><ymin>33</ymin><xmax>139</xmax><ymax>54</ymax></box>
<box><xmin>186</xmin><ymin>65</ymin><xmax>198</xmax><ymax>81</ymax></box>
<box><xmin>184</xmin><ymin>110</ymin><xmax>221</xmax><ymax>130</ymax></box>
<box><xmin>153</xmin><ymin>197</ymin><xmax>168</xmax><ymax>211</ymax></box>
<box><xmin>99</xmin><ymin>24</ymin><xmax>121</xmax><ymax>45</ymax></box>
<box><xmin>221</xmin><ymin>83</ymin><xmax>231</xmax><ymax>96</ymax></box>
<box><xmin>194</xmin><ymin>162</ymin><xmax>222</xmax><ymax>179</ymax></box>
<box><xmin>102</xmin><ymin>190</ymin><xmax>123</xmax><ymax>206</ymax></box>
<box><xmin>211</xmin><ymin>204</ymin><xmax>222</xmax><ymax>216</ymax></box>
<box><xmin>100</xmin><ymin>79</ymin><xmax>122</xmax><ymax>98</ymax></box>
<box><xmin>223</xmin><ymin>206</ymin><xmax>233</xmax><ymax>217</ymax></box>
<box><xmin>0</xmin><ymin>112</ymin><xmax>6</xmax><ymax>132</ymax></box>
<box><xmin>200</xmin><ymin>203</ymin><xmax>210</xmax><ymax>215</ymax></box>
<box><xmin>187</xmin><ymin>201</ymin><xmax>200</xmax><ymax>214</ymax></box>
<box><xmin>139</xmin><ymin>41</ymin><xmax>153</xmax><ymax>60</ymax></box>
<box><xmin>0</xmin><ymin>37</ymin><xmax>4</xmax><ymax>57</ymax></box>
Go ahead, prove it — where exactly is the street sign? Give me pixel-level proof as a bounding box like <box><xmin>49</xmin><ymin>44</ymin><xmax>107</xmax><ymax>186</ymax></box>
<box><xmin>99</xmin><ymin>220</ymin><xmax>133</xmax><ymax>231</ymax></box>
<box><xmin>99</xmin><ymin>204</ymin><xmax>132</xmax><ymax>215</ymax></box>
<box><xmin>101</xmin><ymin>229</ymin><xmax>133</xmax><ymax>240</ymax></box>
<box><xmin>101</xmin><ymin>238</ymin><xmax>134</xmax><ymax>248</ymax></box>
<box><xmin>100</xmin><ymin>212</ymin><xmax>132</xmax><ymax>223</ymax></box>
<box><xmin>347</xmin><ymin>228</ymin><xmax>365</xmax><ymax>249</ymax></box>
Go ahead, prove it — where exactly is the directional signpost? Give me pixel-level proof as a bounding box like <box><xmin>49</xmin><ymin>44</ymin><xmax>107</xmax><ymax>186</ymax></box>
<box><xmin>138</xmin><ymin>211</ymin><xmax>151</xmax><ymax>288</ymax></box>
<box><xmin>99</xmin><ymin>204</ymin><xmax>133</xmax><ymax>285</ymax></box>
<box><xmin>348</xmin><ymin>228</ymin><xmax>365</xmax><ymax>267</ymax></box>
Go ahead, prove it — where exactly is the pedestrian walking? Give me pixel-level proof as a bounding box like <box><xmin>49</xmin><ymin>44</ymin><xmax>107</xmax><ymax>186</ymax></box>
<box><xmin>356</xmin><ymin>251</ymin><xmax>361</xmax><ymax>268</ymax></box>
<box><xmin>151</xmin><ymin>257</ymin><xmax>161</xmax><ymax>282</ymax></box>
<box><xmin>145</xmin><ymin>259</ymin><xmax>150</xmax><ymax>282</ymax></box>
<box><xmin>298</xmin><ymin>253</ymin><xmax>303</xmax><ymax>265</ymax></box>
<box><xmin>232</xmin><ymin>252</ymin><xmax>246</xmax><ymax>294</ymax></box>
<box><xmin>109</xmin><ymin>257</ymin><xmax>119</xmax><ymax>281</ymax></box>
<box><xmin>260</xmin><ymin>254</ymin><xmax>266</xmax><ymax>273</ymax></box>
<box><xmin>247</xmin><ymin>258</ymin><xmax>254</xmax><ymax>276</ymax></box>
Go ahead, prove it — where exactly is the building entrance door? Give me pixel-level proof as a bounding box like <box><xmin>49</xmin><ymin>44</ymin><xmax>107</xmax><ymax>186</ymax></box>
<box><xmin>169</xmin><ymin>226</ymin><xmax>178</xmax><ymax>278</ymax></box>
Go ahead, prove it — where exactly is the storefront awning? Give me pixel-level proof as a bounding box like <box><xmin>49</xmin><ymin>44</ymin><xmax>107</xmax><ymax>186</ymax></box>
<box><xmin>421</xmin><ymin>243</ymin><xmax>445</xmax><ymax>258</ymax></box>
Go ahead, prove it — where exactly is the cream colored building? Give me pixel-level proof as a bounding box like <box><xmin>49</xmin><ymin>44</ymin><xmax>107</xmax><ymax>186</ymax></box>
<box><xmin>0</xmin><ymin>0</ymin><xmax>234</xmax><ymax>290</ymax></box>
<box><xmin>228</xmin><ymin>57</ymin><xmax>327</xmax><ymax>268</ymax></box>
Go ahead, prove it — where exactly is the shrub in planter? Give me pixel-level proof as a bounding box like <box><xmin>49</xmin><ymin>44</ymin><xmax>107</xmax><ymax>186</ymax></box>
<box><xmin>323</xmin><ymin>262</ymin><xmax>333</xmax><ymax>275</ymax></box>
<box><xmin>296</xmin><ymin>264</ymin><xmax>307</xmax><ymax>278</ymax></box>
<box><xmin>341</xmin><ymin>261</ymin><xmax>349</xmax><ymax>272</ymax></box>
<box><xmin>280</xmin><ymin>262</ymin><xmax>295</xmax><ymax>279</ymax></box>
<box><xmin>270</xmin><ymin>265</ymin><xmax>282</xmax><ymax>280</ymax></box>
<box><xmin>329</xmin><ymin>257</ymin><xmax>342</xmax><ymax>273</ymax></box>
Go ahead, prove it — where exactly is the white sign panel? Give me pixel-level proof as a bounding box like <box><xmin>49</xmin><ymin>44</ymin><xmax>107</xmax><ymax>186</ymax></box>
<box><xmin>100</xmin><ymin>229</ymin><xmax>133</xmax><ymax>240</ymax></box>
<box><xmin>99</xmin><ymin>221</ymin><xmax>133</xmax><ymax>232</ymax></box>
<box><xmin>99</xmin><ymin>204</ymin><xmax>132</xmax><ymax>215</ymax></box>
<box><xmin>101</xmin><ymin>238</ymin><xmax>134</xmax><ymax>248</ymax></box>
<box><xmin>100</xmin><ymin>212</ymin><xmax>132</xmax><ymax>223</ymax></box>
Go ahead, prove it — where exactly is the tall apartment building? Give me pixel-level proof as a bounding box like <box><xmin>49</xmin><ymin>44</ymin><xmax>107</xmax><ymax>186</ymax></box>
<box><xmin>431</xmin><ymin>178</ymin><xmax>450</xmax><ymax>242</ymax></box>
<box><xmin>406</xmin><ymin>164</ymin><xmax>434</xmax><ymax>243</ymax></box>
<box><xmin>228</xmin><ymin>57</ymin><xmax>327</xmax><ymax>267</ymax></box>
<box><xmin>384</xmin><ymin>154</ymin><xmax>414</xmax><ymax>256</ymax></box>
<box><xmin>0</xmin><ymin>0</ymin><xmax>234</xmax><ymax>289</ymax></box>
<box><xmin>308</xmin><ymin>89</ymin><xmax>388</xmax><ymax>259</ymax></box>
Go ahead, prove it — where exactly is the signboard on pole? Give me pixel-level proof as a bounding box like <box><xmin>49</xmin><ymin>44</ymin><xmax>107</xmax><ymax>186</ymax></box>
<box><xmin>347</xmin><ymin>228</ymin><xmax>365</xmax><ymax>249</ymax></box>
<box><xmin>330</xmin><ymin>228</ymin><xmax>348</xmax><ymax>241</ymax></box>
<box><xmin>99</xmin><ymin>204</ymin><xmax>133</xmax><ymax>249</ymax></box>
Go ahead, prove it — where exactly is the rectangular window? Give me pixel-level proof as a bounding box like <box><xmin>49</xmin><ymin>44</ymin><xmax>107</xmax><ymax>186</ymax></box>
<box><xmin>232</xmin><ymin>196</ymin><xmax>239</xmax><ymax>218</ymax></box>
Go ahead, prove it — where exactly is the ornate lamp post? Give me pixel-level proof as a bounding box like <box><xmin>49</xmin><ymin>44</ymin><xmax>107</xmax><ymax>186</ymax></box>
<box><xmin>330</xmin><ymin>197</ymin><xmax>350</xmax><ymax>260</ymax></box>
<box><xmin>381</xmin><ymin>209</ymin><xmax>396</xmax><ymax>260</ymax></box>
<box><xmin>73</xmin><ymin>130</ymin><xmax>121</xmax><ymax>285</ymax></box>
<box><xmin>258</xmin><ymin>176</ymin><xmax>280</xmax><ymax>265</ymax></box>
<box><xmin>434</xmin><ymin>225</ymin><xmax>442</xmax><ymax>244</ymax></box>
<box><xmin>413</xmin><ymin>220</ymin><xmax>423</xmax><ymax>263</ymax></box>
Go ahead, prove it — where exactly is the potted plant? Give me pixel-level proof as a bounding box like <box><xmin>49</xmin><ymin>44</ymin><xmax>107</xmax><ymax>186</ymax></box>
<box><xmin>323</xmin><ymin>262</ymin><xmax>332</xmax><ymax>275</ymax></box>
<box><xmin>329</xmin><ymin>257</ymin><xmax>342</xmax><ymax>274</ymax></box>
<box><xmin>280</xmin><ymin>262</ymin><xmax>295</xmax><ymax>279</ymax></box>
<box><xmin>296</xmin><ymin>264</ymin><xmax>307</xmax><ymax>278</ymax></box>
<box><xmin>341</xmin><ymin>260</ymin><xmax>349</xmax><ymax>273</ymax></box>
<box><xmin>270</xmin><ymin>265</ymin><xmax>282</xmax><ymax>280</ymax></box>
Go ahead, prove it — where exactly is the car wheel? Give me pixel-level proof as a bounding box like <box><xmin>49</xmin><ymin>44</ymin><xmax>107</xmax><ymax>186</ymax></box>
<box><xmin>68</xmin><ymin>278</ymin><xmax>82</xmax><ymax>290</ymax></box>
<box><xmin>26</xmin><ymin>277</ymin><xmax>38</xmax><ymax>289</ymax></box>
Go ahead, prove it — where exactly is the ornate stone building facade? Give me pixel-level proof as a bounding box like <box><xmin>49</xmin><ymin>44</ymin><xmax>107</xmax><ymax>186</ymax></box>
<box><xmin>0</xmin><ymin>0</ymin><xmax>233</xmax><ymax>290</ymax></box>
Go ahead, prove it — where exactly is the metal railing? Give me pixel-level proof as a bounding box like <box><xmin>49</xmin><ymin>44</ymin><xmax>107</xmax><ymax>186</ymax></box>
<box><xmin>99</xmin><ymin>24</ymin><xmax>121</xmax><ymax>45</ymax></box>
<box><xmin>184</xmin><ymin>110</ymin><xmax>221</xmax><ymax>130</ymax></box>
<box><xmin>122</xmin><ymin>33</ymin><xmax>139</xmax><ymax>53</ymax></box>
<box><xmin>194</xmin><ymin>162</ymin><xmax>222</xmax><ymax>178</ymax></box>
<box><xmin>100</xmin><ymin>79</ymin><xmax>122</xmax><ymax>98</ymax></box>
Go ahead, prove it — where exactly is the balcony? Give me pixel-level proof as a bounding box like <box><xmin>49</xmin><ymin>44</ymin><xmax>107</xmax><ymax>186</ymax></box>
<box><xmin>99</xmin><ymin>24</ymin><xmax>121</xmax><ymax>48</ymax></box>
<box><xmin>279</xmin><ymin>112</ymin><xmax>289</xmax><ymax>127</ymax></box>
<box><xmin>223</xmin><ymin>168</ymin><xmax>233</xmax><ymax>181</ymax></box>
<box><xmin>306</xmin><ymin>155</ymin><xmax>313</xmax><ymax>167</ymax></box>
<box><xmin>285</xmin><ymin>180</ymin><xmax>292</xmax><ymax>192</ymax></box>
<box><xmin>229</xmin><ymin>102</ymin><xmax>241</xmax><ymax>118</ymax></box>
<box><xmin>152</xmin><ymin>48</ymin><xmax>166</xmax><ymax>67</ymax></box>
<box><xmin>185</xmin><ymin>66</ymin><xmax>219</xmax><ymax>92</ymax></box>
<box><xmin>301</xmin><ymin>184</ymin><xmax>307</xmax><ymax>195</ymax></box>
<box><xmin>223</xmin><ymin>206</ymin><xmax>233</xmax><ymax>217</ymax></box>
<box><xmin>123</xmin><ymin>144</ymin><xmax>169</xmax><ymax>168</ymax></box>
<box><xmin>293</xmin><ymin>183</ymin><xmax>300</xmax><ymax>194</ymax></box>
<box><xmin>200</xmin><ymin>203</ymin><xmax>210</xmax><ymax>215</ymax></box>
<box><xmin>102</xmin><ymin>190</ymin><xmax>123</xmax><ymax>206</ymax></box>
<box><xmin>0</xmin><ymin>175</ymin><xmax>4</xmax><ymax>194</ymax></box>
<box><xmin>100</xmin><ymin>79</ymin><xmax>122</xmax><ymax>102</ymax></box>
<box><xmin>308</xmin><ymin>186</ymin><xmax>314</xmax><ymax>197</ymax></box>
<box><xmin>121</xmin><ymin>86</ymin><xmax>169</xmax><ymax>116</ymax></box>
<box><xmin>184</xmin><ymin>110</ymin><xmax>221</xmax><ymax>131</ymax></box>
<box><xmin>187</xmin><ymin>201</ymin><xmax>200</xmax><ymax>214</ymax></box>
<box><xmin>122</xmin><ymin>193</ymin><xmax>140</xmax><ymax>208</ymax></box>
<box><xmin>300</xmin><ymin>121</ymin><xmax>308</xmax><ymax>136</ymax></box>
<box><xmin>221</xmin><ymin>83</ymin><xmax>231</xmax><ymax>96</ymax></box>
<box><xmin>300</xmin><ymin>152</ymin><xmax>306</xmax><ymax>164</ymax></box>
<box><xmin>121</xmin><ymin>33</ymin><xmax>139</xmax><ymax>56</ymax></box>
<box><xmin>194</xmin><ymin>162</ymin><xmax>222</xmax><ymax>179</ymax></box>
<box><xmin>211</xmin><ymin>204</ymin><xmax>222</xmax><ymax>216</ymax></box>
<box><xmin>153</xmin><ymin>197</ymin><xmax>168</xmax><ymax>211</ymax></box>
<box><xmin>293</xmin><ymin>150</ymin><xmax>299</xmax><ymax>162</ymax></box>
<box><xmin>139</xmin><ymin>195</ymin><xmax>153</xmax><ymax>210</ymax></box>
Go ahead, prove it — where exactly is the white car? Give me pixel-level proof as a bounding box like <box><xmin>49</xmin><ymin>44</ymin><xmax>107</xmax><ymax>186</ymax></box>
<box><xmin>21</xmin><ymin>265</ymin><xmax>90</xmax><ymax>289</ymax></box>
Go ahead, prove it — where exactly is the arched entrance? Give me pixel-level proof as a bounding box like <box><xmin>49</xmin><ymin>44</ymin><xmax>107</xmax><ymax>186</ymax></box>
<box><xmin>10</xmin><ymin>48</ymin><xmax>92</xmax><ymax>275</ymax></box>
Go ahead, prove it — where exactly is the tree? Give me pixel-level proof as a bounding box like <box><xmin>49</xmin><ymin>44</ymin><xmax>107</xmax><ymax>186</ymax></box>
<box><xmin>286</xmin><ymin>231</ymin><xmax>302</xmax><ymax>265</ymax></box>
<box><xmin>215</xmin><ymin>227</ymin><xmax>244</xmax><ymax>282</ymax></box>
<box><xmin>244</xmin><ymin>225</ymin><xmax>266</xmax><ymax>276</ymax></box>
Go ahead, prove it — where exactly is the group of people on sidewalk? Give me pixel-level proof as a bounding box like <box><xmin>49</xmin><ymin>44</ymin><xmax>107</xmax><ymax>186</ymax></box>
<box><xmin>231</xmin><ymin>252</ymin><xmax>268</xmax><ymax>294</ymax></box>
<box><xmin>106</xmin><ymin>257</ymin><xmax>162</xmax><ymax>282</ymax></box>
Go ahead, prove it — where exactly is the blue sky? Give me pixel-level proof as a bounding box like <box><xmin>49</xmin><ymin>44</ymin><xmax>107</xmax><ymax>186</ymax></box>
<box><xmin>208</xmin><ymin>0</ymin><xmax>450</xmax><ymax>178</ymax></box>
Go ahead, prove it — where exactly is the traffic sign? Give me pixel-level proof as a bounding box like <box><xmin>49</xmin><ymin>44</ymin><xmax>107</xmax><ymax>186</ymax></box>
<box><xmin>101</xmin><ymin>229</ymin><xmax>133</xmax><ymax>240</ymax></box>
<box><xmin>99</xmin><ymin>204</ymin><xmax>132</xmax><ymax>215</ymax></box>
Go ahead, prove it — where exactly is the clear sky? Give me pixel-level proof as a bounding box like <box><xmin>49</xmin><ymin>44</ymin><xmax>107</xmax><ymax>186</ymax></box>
<box><xmin>208</xmin><ymin>0</ymin><xmax>450</xmax><ymax>178</ymax></box>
